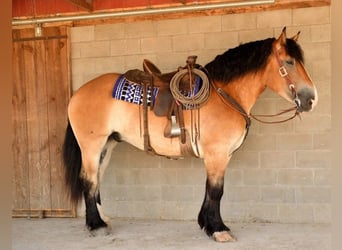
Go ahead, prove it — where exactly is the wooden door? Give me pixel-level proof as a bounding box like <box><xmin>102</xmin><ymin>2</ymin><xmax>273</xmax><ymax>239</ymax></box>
<box><xmin>12</xmin><ymin>26</ymin><xmax>74</xmax><ymax>218</ymax></box>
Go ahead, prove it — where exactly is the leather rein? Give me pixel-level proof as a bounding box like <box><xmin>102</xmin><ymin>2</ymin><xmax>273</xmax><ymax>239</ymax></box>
<box><xmin>213</xmin><ymin>47</ymin><xmax>301</xmax><ymax>125</ymax></box>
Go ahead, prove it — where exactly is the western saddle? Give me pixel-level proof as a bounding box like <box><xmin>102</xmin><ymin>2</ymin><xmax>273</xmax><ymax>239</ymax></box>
<box><xmin>124</xmin><ymin>56</ymin><xmax>203</xmax><ymax>155</ymax></box>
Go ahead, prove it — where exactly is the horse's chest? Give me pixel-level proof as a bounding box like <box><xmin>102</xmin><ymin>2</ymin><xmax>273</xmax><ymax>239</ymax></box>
<box><xmin>228</xmin><ymin>129</ymin><xmax>248</xmax><ymax>155</ymax></box>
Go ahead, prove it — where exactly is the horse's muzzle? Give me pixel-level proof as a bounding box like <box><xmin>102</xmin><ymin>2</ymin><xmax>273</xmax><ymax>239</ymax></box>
<box><xmin>295</xmin><ymin>88</ymin><xmax>317</xmax><ymax>112</ymax></box>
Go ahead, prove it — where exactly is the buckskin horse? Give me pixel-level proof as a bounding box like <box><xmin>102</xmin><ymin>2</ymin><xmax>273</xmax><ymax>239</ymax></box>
<box><xmin>63</xmin><ymin>27</ymin><xmax>317</xmax><ymax>242</ymax></box>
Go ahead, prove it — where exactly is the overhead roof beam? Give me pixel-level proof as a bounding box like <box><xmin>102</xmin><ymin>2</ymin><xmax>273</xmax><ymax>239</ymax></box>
<box><xmin>67</xmin><ymin>0</ymin><xmax>93</xmax><ymax>11</ymax></box>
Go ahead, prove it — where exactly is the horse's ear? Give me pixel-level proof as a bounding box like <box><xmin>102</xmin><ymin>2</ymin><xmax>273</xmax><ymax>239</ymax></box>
<box><xmin>291</xmin><ymin>31</ymin><xmax>301</xmax><ymax>42</ymax></box>
<box><xmin>276</xmin><ymin>27</ymin><xmax>287</xmax><ymax>47</ymax></box>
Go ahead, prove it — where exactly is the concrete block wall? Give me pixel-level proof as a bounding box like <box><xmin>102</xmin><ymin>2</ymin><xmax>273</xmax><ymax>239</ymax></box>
<box><xmin>71</xmin><ymin>6</ymin><xmax>331</xmax><ymax>223</ymax></box>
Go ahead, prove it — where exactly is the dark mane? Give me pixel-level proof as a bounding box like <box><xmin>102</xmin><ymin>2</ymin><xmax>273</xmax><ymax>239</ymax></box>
<box><xmin>204</xmin><ymin>37</ymin><xmax>304</xmax><ymax>83</ymax></box>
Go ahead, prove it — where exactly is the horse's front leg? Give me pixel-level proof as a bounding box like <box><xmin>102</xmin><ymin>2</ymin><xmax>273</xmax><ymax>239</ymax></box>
<box><xmin>198</xmin><ymin>155</ymin><xmax>236</xmax><ymax>242</ymax></box>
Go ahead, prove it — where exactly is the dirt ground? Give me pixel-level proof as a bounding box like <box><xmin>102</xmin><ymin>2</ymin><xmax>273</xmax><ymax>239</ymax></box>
<box><xmin>12</xmin><ymin>218</ymin><xmax>330</xmax><ymax>250</ymax></box>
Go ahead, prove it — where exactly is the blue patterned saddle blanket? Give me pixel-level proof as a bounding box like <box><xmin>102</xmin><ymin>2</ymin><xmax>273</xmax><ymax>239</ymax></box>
<box><xmin>112</xmin><ymin>74</ymin><xmax>158</xmax><ymax>106</ymax></box>
<box><xmin>112</xmin><ymin>74</ymin><xmax>202</xmax><ymax>107</ymax></box>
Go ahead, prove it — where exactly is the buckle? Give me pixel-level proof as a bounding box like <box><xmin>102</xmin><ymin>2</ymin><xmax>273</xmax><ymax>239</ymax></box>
<box><xmin>279</xmin><ymin>66</ymin><xmax>288</xmax><ymax>77</ymax></box>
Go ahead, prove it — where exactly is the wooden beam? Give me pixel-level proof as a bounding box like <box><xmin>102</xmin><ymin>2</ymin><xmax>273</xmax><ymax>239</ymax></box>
<box><xmin>67</xmin><ymin>0</ymin><xmax>93</xmax><ymax>11</ymax></box>
<box><xmin>72</xmin><ymin>0</ymin><xmax>331</xmax><ymax>27</ymax></box>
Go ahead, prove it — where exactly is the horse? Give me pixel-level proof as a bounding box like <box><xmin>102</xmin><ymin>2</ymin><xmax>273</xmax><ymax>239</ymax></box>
<box><xmin>62</xmin><ymin>27</ymin><xmax>317</xmax><ymax>242</ymax></box>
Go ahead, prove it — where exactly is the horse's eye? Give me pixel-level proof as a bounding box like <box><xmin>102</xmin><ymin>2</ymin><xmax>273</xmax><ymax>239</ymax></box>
<box><xmin>285</xmin><ymin>59</ymin><xmax>295</xmax><ymax>66</ymax></box>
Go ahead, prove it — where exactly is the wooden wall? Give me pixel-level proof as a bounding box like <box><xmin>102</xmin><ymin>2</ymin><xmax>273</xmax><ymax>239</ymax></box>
<box><xmin>12</xmin><ymin>26</ymin><xmax>74</xmax><ymax>218</ymax></box>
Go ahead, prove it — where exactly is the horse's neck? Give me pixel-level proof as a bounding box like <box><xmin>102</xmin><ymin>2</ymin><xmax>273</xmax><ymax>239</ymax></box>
<box><xmin>222</xmin><ymin>74</ymin><xmax>266</xmax><ymax>114</ymax></box>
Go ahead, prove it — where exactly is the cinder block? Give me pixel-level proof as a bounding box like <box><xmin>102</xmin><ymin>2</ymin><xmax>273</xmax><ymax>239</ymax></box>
<box><xmin>261</xmin><ymin>187</ymin><xmax>295</xmax><ymax>203</ymax></box>
<box><xmin>229</xmin><ymin>151</ymin><xmax>259</xmax><ymax>168</ymax></box>
<box><xmin>296</xmin><ymin>150</ymin><xmax>331</xmax><ymax>169</ymax></box>
<box><xmin>293</xmin><ymin>6</ymin><xmax>330</xmax><ymax>26</ymax></box>
<box><xmin>260</xmin><ymin>151</ymin><xmax>295</xmax><ymax>168</ymax></box>
<box><xmin>71</xmin><ymin>43</ymin><xmax>81</xmax><ymax>58</ymax></box>
<box><xmin>160</xmin><ymin>168</ymin><xmax>178</xmax><ymax>185</ymax></box>
<box><xmin>172</xmin><ymin>34</ymin><xmax>204</xmax><ymax>52</ymax></box>
<box><xmin>278</xmin><ymin>169</ymin><xmax>313</xmax><ymax>186</ymax></box>
<box><xmin>176</xmin><ymin>168</ymin><xmax>205</xmax><ymax>185</ymax></box>
<box><xmin>127</xmin><ymin>150</ymin><xmax>160</xmax><ymax>168</ymax></box>
<box><xmin>257</xmin><ymin>9</ymin><xmax>292</xmax><ymax>29</ymax></box>
<box><xmin>311</xmin><ymin>59</ymin><xmax>331</xmax><ymax>83</ymax></box>
<box><xmin>302</xmin><ymin>43</ymin><xmax>331</xmax><ymax>61</ymax></box>
<box><xmin>314</xmin><ymin>204</ymin><xmax>331</xmax><ymax>223</ymax></box>
<box><xmin>94</xmin><ymin>57</ymin><xmax>126</xmax><ymax>74</ymax></box>
<box><xmin>110</xmin><ymin>39</ymin><xmax>141</xmax><ymax>56</ymax></box>
<box><xmin>243</xmin><ymin>169</ymin><xmax>277</xmax><ymax>186</ymax></box>
<box><xmin>71</xmin><ymin>58</ymin><xmax>97</xmax><ymax>79</ymax></box>
<box><xmin>113</xmin><ymin>168</ymin><xmax>137</xmax><ymax>185</ymax></box>
<box><xmin>95</xmin><ymin>23</ymin><xmax>125</xmax><ymax>40</ymax></box>
<box><xmin>242</xmin><ymin>134</ymin><xmax>276</xmax><ymax>151</ymax></box>
<box><xmin>71</xmin><ymin>26</ymin><xmax>94</xmax><ymax>42</ymax></box>
<box><xmin>204</xmin><ymin>31</ymin><xmax>238</xmax><ymax>50</ymax></box>
<box><xmin>278</xmin><ymin>204</ymin><xmax>314</xmax><ymax>223</ymax></box>
<box><xmin>313</xmin><ymin>133</ymin><xmax>331</xmax><ymax>150</ymax></box>
<box><xmin>295</xmin><ymin>187</ymin><xmax>331</xmax><ymax>203</ymax></box>
<box><xmin>311</xmin><ymin>24</ymin><xmax>331</xmax><ymax>42</ymax></box>
<box><xmin>221</xmin><ymin>202</ymin><xmax>248</xmax><ymax>222</ymax></box>
<box><xmin>226</xmin><ymin>187</ymin><xmax>261</xmax><ymax>202</ymax></box>
<box><xmin>314</xmin><ymin>168</ymin><xmax>331</xmax><ymax>186</ymax></box>
<box><xmin>162</xmin><ymin>186</ymin><xmax>194</xmax><ymax>202</ymax></box>
<box><xmin>132</xmin><ymin>201</ymin><xmax>162</xmax><ymax>219</ymax></box>
<box><xmin>79</xmin><ymin>41</ymin><xmax>111</xmax><ymax>58</ymax></box>
<box><xmin>160</xmin><ymin>156</ymin><xmax>193</xmax><ymax>168</ymax></box>
<box><xmin>141</xmin><ymin>37</ymin><xmax>172</xmax><ymax>53</ymax></box>
<box><xmin>225</xmin><ymin>169</ymin><xmax>243</xmax><ymax>186</ymax></box>
<box><xmin>125</xmin><ymin>21</ymin><xmax>157</xmax><ymax>38</ymax></box>
<box><xmin>222</xmin><ymin>13</ymin><xmax>257</xmax><ymax>31</ymax></box>
<box><xmin>295</xmin><ymin>115</ymin><xmax>331</xmax><ymax>133</ymax></box>
<box><xmin>247</xmin><ymin>204</ymin><xmax>278</xmax><ymax>222</ymax></box>
<box><xmin>188</xmin><ymin>16</ymin><xmax>222</xmax><ymax>34</ymax></box>
<box><xmin>276</xmin><ymin>134</ymin><xmax>313</xmax><ymax>151</ymax></box>
<box><xmin>156</xmin><ymin>19</ymin><xmax>188</xmax><ymax>36</ymax></box>
<box><xmin>238</xmin><ymin>28</ymin><xmax>274</xmax><ymax>44</ymax></box>
<box><xmin>134</xmin><ymin>168</ymin><xmax>163</xmax><ymax>186</ymax></box>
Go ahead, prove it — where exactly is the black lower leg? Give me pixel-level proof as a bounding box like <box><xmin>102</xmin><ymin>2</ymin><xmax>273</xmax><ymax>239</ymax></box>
<box><xmin>198</xmin><ymin>178</ymin><xmax>229</xmax><ymax>236</ymax></box>
<box><xmin>84</xmin><ymin>182</ymin><xmax>107</xmax><ymax>230</ymax></box>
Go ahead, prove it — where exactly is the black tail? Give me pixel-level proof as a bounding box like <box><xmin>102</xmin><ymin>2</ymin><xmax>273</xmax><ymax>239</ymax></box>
<box><xmin>62</xmin><ymin>121</ymin><xmax>84</xmax><ymax>207</ymax></box>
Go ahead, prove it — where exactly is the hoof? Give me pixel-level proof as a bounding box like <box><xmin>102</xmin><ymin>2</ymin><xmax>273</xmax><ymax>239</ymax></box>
<box><xmin>212</xmin><ymin>231</ymin><xmax>236</xmax><ymax>242</ymax></box>
<box><xmin>87</xmin><ymin>224</ymin><xmax>112</xmax><ymax>237</ymax></box>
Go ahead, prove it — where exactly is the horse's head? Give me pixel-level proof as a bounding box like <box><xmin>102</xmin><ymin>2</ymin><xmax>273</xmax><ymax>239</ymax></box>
<box><xmin>267</xmin><ymin>27</ymin><xmax>318</xmax><ymax>112</ymax></box>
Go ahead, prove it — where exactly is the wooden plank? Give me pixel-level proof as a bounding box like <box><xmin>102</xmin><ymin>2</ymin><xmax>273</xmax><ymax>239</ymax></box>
<box><xmin>12</xmin><ymin>37</ymin><xmax>30</xmax><ymax>212</ymax></box>
<box><xmin>44</xmin><ymin>26</ymin><xmax>73</xmax><ymax>213</ymax></box>
<box><xmin>25</xmin><ymin>38</ymin><xmax>52</xmax><ymax>212</ymax></box>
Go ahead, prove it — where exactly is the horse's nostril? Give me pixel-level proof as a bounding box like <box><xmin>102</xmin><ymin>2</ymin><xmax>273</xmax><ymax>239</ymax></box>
<box><xmin>308</xmin><ymin>99</ymin><xmax>314</xmax><ymax>106</ymax></box>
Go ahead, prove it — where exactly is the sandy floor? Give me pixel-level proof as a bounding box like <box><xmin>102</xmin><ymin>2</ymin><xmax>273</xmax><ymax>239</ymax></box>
<box><xmin>12</xmin><ymin>218</ymin><xmax>330</xmax><ymax>250</ymax></box>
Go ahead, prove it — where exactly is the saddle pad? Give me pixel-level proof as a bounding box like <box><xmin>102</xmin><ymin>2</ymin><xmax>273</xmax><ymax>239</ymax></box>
<box><xmin>112</xmin><ymin>74</ymin><xmax>203</xmax><ymax>109</ymax></box>
<box><xmin>112</xmin><ymin>74</ymin><xmax>159</xmax><ymax>106</ymax></box>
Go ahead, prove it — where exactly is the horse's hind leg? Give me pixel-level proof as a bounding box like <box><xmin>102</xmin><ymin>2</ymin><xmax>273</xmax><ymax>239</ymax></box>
<box><xmin>81</xmin><ymin>137</ymin><xmax>117</xmax><ymax>234</ymax></box>
<box><xmin>198</xmin><ymin>155</ymin><xmax>236</xmax><ymax>242</ymax></box>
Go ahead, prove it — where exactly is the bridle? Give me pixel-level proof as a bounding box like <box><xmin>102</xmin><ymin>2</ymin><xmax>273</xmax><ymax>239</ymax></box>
<box><xmin>212</xmin><ymin>46</ymin><xmax>302</xmax><ymax>125</ymax></box>
<box><xmin>273</xmin><ymin>47</ymin><xmax>302</xmax><ymax>110</ymax></box>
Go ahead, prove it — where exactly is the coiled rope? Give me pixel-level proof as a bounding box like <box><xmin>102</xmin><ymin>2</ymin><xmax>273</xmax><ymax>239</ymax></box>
<box><xmin>169</xmin><ymin>67</ymin><xmax>210</xmax><ymax>108</ymax></box>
